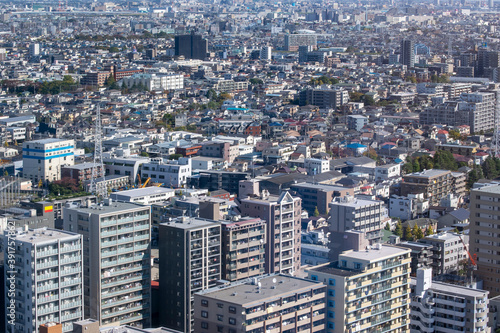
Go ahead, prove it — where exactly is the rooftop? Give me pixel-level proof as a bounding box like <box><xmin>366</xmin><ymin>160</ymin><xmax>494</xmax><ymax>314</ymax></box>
<box><xmin>111</xmin><ymin>187</ymin><xmax>176</xmax><ymax>198</ymax></box>
<box><xmin>68</xmin><ymin>200</ymin><xmax>148</xmax><ymax>215</ymax></box>
<box><xmin>160</xmin><ymin>216</ymin><xmax>220</xmax><ymax>230</ymax></box>
<box><xmin>12</xmin><ymin>227</ymin><xmax>80</xmax><ymax>244</ymax></box>
<box><xmin>196</xmin><ymin>274</ymin><xmax>322</xmax><ymax>306</ymax></box>
<box><xmin>340</xmin><ymin>244</ymin><xmax>410</xmax><ymax>262</ymax></box>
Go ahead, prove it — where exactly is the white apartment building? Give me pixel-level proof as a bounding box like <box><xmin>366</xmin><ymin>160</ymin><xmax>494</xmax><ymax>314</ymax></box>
<box><xmin>329</xmin><ymin>195</ymin><xmax>385</xmax><ymax>243</ymax></box>
<box><xmin>103</xmin><ymin>154</ymin><xmax>150</xmax><ymax>184</ymax></box>
<box><xmin>375</xmin><ymin>164</ymin><xmax>401</xmax><ymax>181</ymax></box>
<box><xmin>22</xmin><ymin>139</ymin><xmax>75</xmax><ymax>183</ymax></box>
<box><xmin>308</xmin><ymin>244</ymin><xmax>411</xmax><ymax>333</ymax></box>
<box><xmin>410</xmin><ymin>267</ymin><xmax>489</xmax><ymax>333</ymax></box>
<box><xmin>120</xmin><ymin>73</ymin><xmax>184</xmax><ymax>91</ymax></box>
<box><xmin>141</xmin><ymin>157</ymin><xmax>192</xmax><ymax>187</ymax></box>
<box><xmin>419</xmin><ymin>232</ymin><xmax>466</xmax><ymax>276</ymax></box>
<box><xmin>110</xmin><ymin>187</ymin><xmax>176</xmax><ymax>205</ymax></box>
<box><xmin>4</xmin><ymin>228</ymin><xmax>84</xmax><ymax>333</ymax></box>
<box><xmin>389</xmin><ymin>194</ymin><xmax>429</xmax><ymax>221</ymax></box>
<box><xmin>6</xmin><ymin>127</ymin><xmax>26</xmax><ymax>143</ymax></box>
<box><xmin>305</xmin><ymin>158</ymin><xmax>330</xmax><ymax>176</ymax></box>
<box><xmin>64</xmin><ymin>200</ymin><xmax>151</xmax><ymax>328</ymax></box>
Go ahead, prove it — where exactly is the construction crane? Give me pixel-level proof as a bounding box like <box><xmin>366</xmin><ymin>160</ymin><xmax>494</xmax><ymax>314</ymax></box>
<box><xmin>137</xmin><ymin>173</ymin><xmax>142</xmax><ymax>188</ymax></box>
<box><xmin>140</xmin><ymin>178</ymin><xmax>151</xmax><ymax>188</ymax></box>
<box><xmin>458</xmin><ymin>233</ymin><xmax>477</xmax><ymax>270</ymax></box>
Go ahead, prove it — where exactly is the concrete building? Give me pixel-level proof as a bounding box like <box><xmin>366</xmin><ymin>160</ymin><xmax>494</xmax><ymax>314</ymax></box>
<box><xmin>120</xmin><ymin>73</ymin><xmax>184</xmax><ymax>91</ymax></box>
<box><xmin>61</xmin><ymin>163</ymin><xmax>103</xmax><ymax>183</ymax></box>
<box><xmin>299</xmin><ymin>87</ymin><xmax>349</xmax><ymax>109</ymax></box>
<box><xmin>4</xmin><ymin>228</ymin><xmax>83</xmax><ymax>333</ymax></box>
<box><xmin>22</xmin><ymin>139</ymin><xmax>75</xmax><ymax>184</ymax></box>
<box><xmin>308</xmin><ymin>244</ymin><xmax>411</xmax><ymax>333</ymax></box>
<box><xmin>193</xmin><ymin>274</ymin><xmax>326</xmax><ymax>333</ymax></box>
<box><xmin>375</xmin><ymin>164</ymin><xmax>401</xmax><ymax>181</ymax></box>
<box><xmin>347</xmin><ymin>115</ymin><xmax>368</xmax><ymax>131</ymax></box>
<box><xmin>401</xmin><ymin>39</ymin><xmax>415</xmax><ymax>68</ymax></box>
<box><xmin>159</xmin><ymin>217</ymin><xmax>221</xmax><ymax>333</ymax></box>
<box><xmin>396</xmin><ymin>241</ymin><xmax>434</xmax><ymax>275</ymax></box>
<box><xmin>238</xmin><ymin>191</ymin><xmax>302</xmax><ymax>275</ymax></box>
<box><xmin>260</xmin><ymin>46</ymin><xmax>272</xmax><ymax>60</ymax></box>
<box><xmin>103</xmin><ymin>154</ymin><xmax>149</xmax><ymax>184</ymax></box>
<box><xmin>401</xmin><ymin>169</ymin><xmax>466</xmax><ymax>206</ymax></box>
<box><xmin>329</xmin><ymin>195</ymin><xmax>385</xmax><ymax>243</ymax></box>
<box><xmin>141</xmin><ymin>157</ymin><xmax>192</xmax><ymax>188</ymax></box>
<box><xmin>290</xmin><ymin>182</ymin><xmax>354</xmax><ymax>215</ymax></box>
<box><xmin>284</xmin><ymin>33</ymin><xmax>318</xmax><ymax>51</ymax></box>
<box><xmin>64</xmin><ymin>200</ymin><xmax>151</xmax><ymax>328</ymax></box>
<box><xmin>304</xmin><ymin>158</ymin><xmax>330</xmax><ymax>176</ymax></box>
<box><xmin>110</xmin><ymin>187</ymin><xmax>176</xmax><ymax>205</ymax></box>
<box><xmin>469</xmin><ymin>183</ymin><xmax>500</xmax><ymax>296</ymax></box>
<box><xmin>419</xmin><ymin>232</ymin><xmax>466</xmax><ymax>276</ymax></box>
<box><xmin>175</xmin><ymin>33</ymin><xmax>208</xmax><ymax>60</ymax></box>
<box><xmin>389</xmin><ymin>194</ymin><xmax>429</xmax><ymax>221</ymax></box>
<box><xmin>410</xmin><ymin>268</ymin><xmax>489</xmax><ymax>333</ymax></box>
<box><xmin>220</xmin><ymin>217</ymin><xmax>266</xmax><ymax>282</ymax></box>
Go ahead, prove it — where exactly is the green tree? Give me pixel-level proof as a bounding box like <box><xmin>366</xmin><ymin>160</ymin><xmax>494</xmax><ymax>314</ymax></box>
<box><xmin>249</xmin><ymin>78</ymin><xmax>264</xmax><ymax>85</ymax></box>
<box><xmin>169</xmin><ymin>154</ymin><xmax>183</xmax><ymax>160</ymax></box>
<box><xmin>395</xmin><ymin>221</ymin><xmax>403</xmax><ymax>238</ymax></box>
<box><xmin>109</xmin><ymin>46</ymin><xmax>120</xmax><ymax>53</ymax></box>
<box><xmin>140</xmin><ymin>151</ymin><xmax>149</xmax><ymax>157</ymax></box>
<box><xmin>426</xmin><ymin>225</ymin><xmax>434</xmax><ymax>236</ymax></box>
<box><xmin>313</xmin><ymin>206</ymin><xmax>320</xmax><ymax>217</ymax></box>
<box><xmin>413</xmin><ymin>225</ymin><xmax>424</xmax><ymax>240</ymax></box>
<box><xmin>385</xmin><ymin>222</ymin><xmax>391</xmax><ymax>231</ymax></box>
<box><xmin>404</xmin><ymin>226</ymin><xmax>413</xmax><ymax>241</ymax></box>
<box><xmin>482</xmin><ymin>156</ymin><xmax>499</xmax><ymax>179</ymax></box>
<box><xmin>448</xmin><ymin>129</ymin><xmax>461</xmax><ymax>140</ymax></box>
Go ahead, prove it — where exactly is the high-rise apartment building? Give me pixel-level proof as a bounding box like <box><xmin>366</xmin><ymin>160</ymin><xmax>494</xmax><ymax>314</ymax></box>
<box><xmin>419</xmin><ymin>232</ymin><xmax>466</xmax><ymax>276</ymax></box>
<box><xmin>328</xmin><ymin>195</ymin><xmax>385</xmax><ymax>244</ymax></box>
<box><xmin>299</xmin><ymin>87</ymin><xmax>350</xmax><ymax>108</ymax></box>
<box><xmin>23</xmin><ymin>139</ymin><xmax>75</xmax><ymax>184</ymax></box>
<box><xmin>4</xmin><ymin>228</ymin><xmax>84</xmax><ymax>333</ymax></box>
<box><xmin>193</xmin><ymin>274</ymin><xmax>326</xmax><ymax>333</ymax></box>
<box><xmin>260</xmin><ymin>46</ymin><xmax>272</xmax><ymax>60</ymax></box>
<box><xmin>308</xmin><ymin>244</ymin><xmax>411</xmax><ymax>333</ymax></box>
<box><xmin>284</xmin><ymin>33</ymin><xmax>317</xmax><ymax>51</ymax></box>
<box><xmin>238</xmin><ymin>191</ymin><xmax>302</xmax><ymax>275</ymax></box>
<box><xmin>159</xmin><ymin>217</ymin><xmax>221</xmax><ymax>333</ymax></box>
<box><xmin>410</xmin><ymin>268</ymin><xmax>489</xmax><ymax>333</ymax></box>
<box><xmin>29</xmin><ymin>43</ymin><xmax>40</xmax><ymax>57</ymax></box>
<box><xmin>469</xmin><ymin>183</ymin><xmax>500</xmax><ymax>296</ymax></box>
<box><xmin>174</xmin><ymin>33</ymin><xmax>208</xmax><ymax>60</ymax></box>
<box><xmin>64</xmin><ymin>200</ymin><xmax>151</xmax><ymax>327</ymax></box>
<box><xmin>401</xmin><ymin>39</ymin><xmax>415</xmax><ymax>68</ymax></box>
<box><xmin>220</xmin><ymin>217</ymin><xmax>266</xmax><ymax>282</ymax></box>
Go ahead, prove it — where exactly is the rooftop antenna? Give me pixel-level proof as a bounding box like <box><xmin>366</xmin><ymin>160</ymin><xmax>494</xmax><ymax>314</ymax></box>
<box><xmin>90</xmin><ymin>104</ymin><xmax>107</xmax><ymax>200</ymax></box>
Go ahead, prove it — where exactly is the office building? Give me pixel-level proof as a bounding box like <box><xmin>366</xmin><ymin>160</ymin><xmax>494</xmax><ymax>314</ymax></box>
<box><xmin>193</xmin><ymin>274</ymin><xmax>326</xmax><ymax>333</ymax></box>
<box><xmin>299</xmin><ymin>87</ymin><xmax>349</xmax><ymax>108</ymax></box>
<box><xmin>238</xmin><ymin>191</ymin><xmax>302</xmax><ymax>275</ymax></box>
<box><xmin>29</xmin><ymin>43</ymin><xmax>40</xmax><ymax>57</ymax></box>
<box><xmin>400</xmin><ymin>169</ymin><xmax>466</xmax><ymax>206</ymax></box>
<box><xmin>410</xmin><ymin>268</ymin><xmax>489</xmax><ymax>333</ymax></box>
<box><xmin>4</xmin><ymin>228</ymin><xmax>83</xmax><ymax>333</ymax></box>
<box><xmin>159</xmin><ymin>217</ymin><xmax>221</xmax><ymax>333</ymax></box>
<box><xmin>120</xmin><ymin>73</ymin><xmax>184</xmax><ymax>91</ymax></box>
<box><xmin>188</xmin><ymin>170</ymin><xmax>249</xmax><ymax>194</ymax></box>
<box><xmin>64</xmin><ymin>200</ymin><xmax>151</xmax><ymax>328</ymax></box>
<box><xmin>304</xmin><ymin>158</ymin><xmax>330</xmax><ymax>176</ymax></box>
<box><xmin>328</xmin><ymin>195</ymin><xmax>385</xmax><ymax>243</ymax></box>
<box><xmin>141</xmin><ymin>157</ymin><xmax>192</xmax><ymax>188</ymax></box>
<box><xmin>260</xmin><ymin>46</ymin><xmax>272</xmax><ymax>60</ymax></box>
<box><xmin>284</xmin><ymin>33</ymin><xmax>317</xmax><ymax>51</ymax></box>
<box><xmin>23</xmin><ymin>139</ymin><xmax>75</xmax><ymax>184</ymax></box>
<box><xmin>220</xmin><ymin>217</ymin><xmax>266</xmax><ymax>282</ymax></box>
<box><xmin>290</xmin><ymin>182</ymin><xmax>354</xmax><ymax>215</ymax></box>
<box><xmin>174</xmin><ymin>33</ymin><xmax>208</xmax><ymax>60</ymax></box>
<box><xmin>469</xmin><ymin>183</ymin><xmax>500</xmax><ymax>296</ymax></box>
<box><xmin>401</xmin><ymin>39</ymin><xmax>415</xmax><ymax>68</ymax></box>
<box><xmin>419</xmin><ymin>232</ymin><xmax>466</xmax><ymax>276</ymax></box>
<box><xmin>308</xmin><ymin>244</ymin><xmax>411</xmax><ymax>333</ymax></box>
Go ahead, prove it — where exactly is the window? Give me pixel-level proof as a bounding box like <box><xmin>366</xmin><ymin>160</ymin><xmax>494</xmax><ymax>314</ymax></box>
<box><xmin>201</xmin><ymin>300</ymin><xmax>209</xmax><ymax>307</ymax></box>
<box><xmin>329</xmin><ymin>300</ymin><xmax>336</xmax><ymax>308</ymax></box>
<box><xmin>328</xmin><ymin>311</ymin><xmax>335</xmax><ymax>319</ymax></box>
<box><xmin>311</xmin><ymin>275</ymin><xmax>318</xmax><ymax>281</ymax></box>
<box><xmin>217</xmin><ymin>314</ymin><xmax>224</xmax><ymax>321</ymax></box>
<box><xmin>229</xmin><ymin>306</ymin><xmax>236</xmax><ymax>314</ymax></box>
<box><xmin>328</xmin><ymin>289</ymin><xmax>335</xmax><ymax>297</ymax></box>
<box><xmin>229</xmin><ymin>317</ymin><xmax>236</xmax><ymax>325</ymax></box>
<box><xmin>201</xmin><ymin>322</ymin><xmax>208</xmax><ymax>329</ymax></box>
<box><xmin>201</xmin><ymin>311</ymin><xmax>208</xmax><ymax>318</ymax></box>
<box><xmin>217</xmin><ymin>303</ymin><xmax>224</xmax><ymax>308</ymax></box>
<box><xmin>217</xmin><ymin>326</ymin><xmax>223</xmax><ymax>333</ymax></box>
<box><xmin>328</xmin><ymin>322</ymin><xmax>335</xmax><ymax>329</ymax></box>
<box><xmin>329</xmin><ymin>279</ymin><xmax>336</xmax><ymax>286</ymax></box>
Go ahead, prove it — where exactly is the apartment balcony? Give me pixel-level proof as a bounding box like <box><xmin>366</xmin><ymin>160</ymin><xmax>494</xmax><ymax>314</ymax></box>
<box><xmin>61</xmin><ymin>278</ymin><xmax>82</xmax><ymax>287</ymax></box>
<box><xmin>61</xmin><ymin>290</ymin><xmax>81</xmax><ymax>299</ymax></box>
<box><xmin>37</xmin><ymin>249</ymin><xmax>58</xmax><ymax>257</ymax></box>
<box><xmin>60</xmin><ymin>256</ymin><xmax>81</xmax><ymax>265</ymax></box>
<box><xmin>61</xmin><ymin>300</ymin><xmax>82</xmax><ymax>310</ymax></box>
<box><xmin>37</xmin><ymin>271</ymin><xmax>59</xmax><ymax>281</ymax></box>
<box><xmin>37</xmin><ymin>283</ymin><xmax>59</xmax><ymax>292</ymax></box>
<box><xmin>38</xmin><ymin>305</ymin><xmax>59</xmax><ymax>315</ymax></box>
<box><xmin>61</xmin><ymin>311</ymin><xmax>82</xmax><ymax>322</ymax></box>
<box><xmin>101</xmin><ymin>304</ymin><xmax>147</xmax><ymax>319</ymax></box>
<box><xmin>37</xmin><ymin>294</ymin><xmax>59</xmax><ymax>304</ymax></box>
<box><xmin>102</xmin><ymin>295</ymin><xmax>144</xmax><ymax>309</ymax></box>
<box><xmin>37</xmin><ymin>260</ymin><xmax>59</xmax><ymax>269</ymax></box>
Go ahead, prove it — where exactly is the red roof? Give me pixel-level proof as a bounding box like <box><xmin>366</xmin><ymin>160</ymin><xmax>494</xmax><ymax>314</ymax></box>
<box><xmin>437</xmin><ymin>130</ymin><xmax>448</xmax><ymax>134</ymax></box>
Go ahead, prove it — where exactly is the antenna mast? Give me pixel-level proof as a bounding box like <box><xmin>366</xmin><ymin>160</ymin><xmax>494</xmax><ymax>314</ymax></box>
<box><xmin>90</xmin><ymin>105</ymin><xmax>107</xmax><ymax>199</ymax></box>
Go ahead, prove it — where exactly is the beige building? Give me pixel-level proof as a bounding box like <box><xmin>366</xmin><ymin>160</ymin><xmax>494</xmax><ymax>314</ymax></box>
<box><xmin>193</xmin><ymin>274</ymin><xmax>326</xmax><ymax>333</ymax></box>
<box><xmin>221</xmin><ymin>217</ymin><xmax>266</xmax><ymax>282</ymax></box>
<box><xmin>307</xmin><ymin>244</ymin><xmax>411</xmax><ymax>333</ymax></box>
<box><xmin>470</xmin><ymin>183</ymin><xmax>500</xmax><ymax>296</ymax></box>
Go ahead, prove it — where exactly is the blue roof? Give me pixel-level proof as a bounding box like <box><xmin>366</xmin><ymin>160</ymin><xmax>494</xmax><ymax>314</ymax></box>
<box><xmin>227</xmin><ymin>107</ymin><xmax>248</xmax><ymax>111</ymax></box>
<box><xmin>346</xmin><ymin>143</ymin><xmax>367</xmax><ymax>149</ymax></box>
<box><xmin>269</xmin><ymin>122</ymin><xmax>283</xmax><ymax>127</ymax></box>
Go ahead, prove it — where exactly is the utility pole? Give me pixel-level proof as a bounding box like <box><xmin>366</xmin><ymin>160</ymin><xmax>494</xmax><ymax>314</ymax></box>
<box><xmin>90</xmin><ymin>105</ymin><xmax>106</xmax><ymax>199</ymax></box>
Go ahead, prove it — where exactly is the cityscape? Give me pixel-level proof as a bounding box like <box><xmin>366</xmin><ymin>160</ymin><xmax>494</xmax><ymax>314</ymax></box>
<box><xmin>0</xmin><ymin>0</ymin><xmax>500</xmax><ymax>333</ymax></box>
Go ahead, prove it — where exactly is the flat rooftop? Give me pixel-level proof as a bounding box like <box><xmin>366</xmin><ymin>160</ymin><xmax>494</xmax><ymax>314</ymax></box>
<box><xmin>340</xmin><ymin>244</ymin><xmax>410</xmax><ymax>262</ymax></box>
<box><xmin>29</xmin><ymin>138</ymin><xmax>71</xmax><ymax>144</ymax></box>
<box><xmin>111</xmin><ymin>187</ymin><xmax>175</xmax><ymax>198</ymax></box>
<box><xmin>196</xmin><ymin>274</ymin><xmax>322</xmax><ymax>306</ymax></box>
<box><xmin>422</xmin><ymin>232</ymin><xmax>460</xmax><ymax>242</ymax></box>
<box><xmin>12</xmin><ymin>228</ymin><xmax>79</xmax><ymax>244</ymax></box>
<box><xmin>292</xmin><ymin>182</ymin><xmax>347</xmax><ymax>192</ymax></box>
<box><xmin>68</xmin><ymin>201</ymin><xmax>148</xmax><ymax>215</ymax></box>
<box><xmin>405</xmin><ymin>169</ymin><xmax>449</xmax><ymax>178</ymax></box>
<box><xmin>410</xmin><ymin>278</ymin><xmax>488</xmax><ymax>298</ymax></box>
<box><xmin>160</xmin><ymin>217</ymin><xmax>220</xmax><ymax>230</ymax></box>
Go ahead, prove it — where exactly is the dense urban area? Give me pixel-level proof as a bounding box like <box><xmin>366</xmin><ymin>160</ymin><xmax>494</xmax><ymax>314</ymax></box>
<box><xmin>0</xmin><ymin>0</ymin><xmax>500</xmax><ymax>333</ymax></box>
